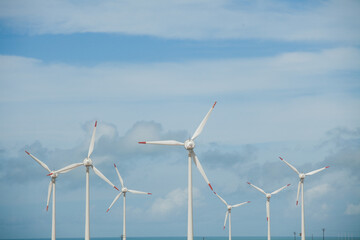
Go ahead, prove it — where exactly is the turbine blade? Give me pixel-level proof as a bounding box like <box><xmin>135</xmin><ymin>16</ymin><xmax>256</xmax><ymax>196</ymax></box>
<box><xmin>247</xmin><ymin>182</ymin><xmax>266</xmax><ymax>195</ymax></box>
<box><xmin>279</xmin><ymin>157</ymin><xmax>299</xmax><ymax>174</ymax></box>
<box><xmin>106</xmin><ymin>192</ymin><xmax>123</xmax><ymax>212</ymax></box>
<box><xmin>266</xmin><ymin>200</ymin><xmax>270</xmax><ymax>222</ymax></box>
<box><xmin>296</xmin><ymin>181</ymin><xmax>301</xmax><ymax>205</ymax></box>
<box><xmin>191</xmin><ymin>151</ymin><xmax>213</xmax><ymax>191</ymax></box>
<box><xmin>214</xmin><ymin>192</ymin><xmax>228</xmax><ymax>206</ymax></box>
<box><xmin>92</xmin><ymin>166</ymin><xmax>119</xmax><ymax>191</ymax></box>
<box><xmin>88</xmin><ymin>121</ymin><xmax>97</xmax><ymax>158</ymax></box>
<box><xmin>55</xmin><ymin>163</ymin><xmax>83</xmax><ymax>174</ymax></box>
<box><xmin>223</xmin><ymin>210</ymin><xmax>229</xmax><ymax>230</ymax></box>
<box><xmin>114</xmin><ymin>164</ymin><xmax>124</xmax><ymax>188</ymax></box>
<box><xmin>191</xmin><ymin>101</ymin><xmax>217</xmax><ymax>140</ymax></box>
<box><xmin>138</xmin><ymin>140</ymin><xmax>184</xmax><ymax>146</ymax></box>
<box><xmin>128</xmin><ymin>189</ymin><xmax>152</xmax><ymax>195</ymax></box>
<box><xmin>271</xmin><ymin>184</ymin><xmax>291</xmax><ymax>195</ymax></box>
<box><xmin>305</xmin><ymin>166</ymin><xmax>330</xmax><ymax>176</ymax></box>
<box><xmin>232</xmin><ymin>201</ymin><xmax>250</xmax><ymax>208</ymax></box>
<box><xmin>25</xmin><ymin>151</ymin><xmax>51</xmax><ymax>173</ymax></box>
<box><xmin>46</xmin><ymin>180</ymin><xmax>53</xmax><ymax>211</ymax></box>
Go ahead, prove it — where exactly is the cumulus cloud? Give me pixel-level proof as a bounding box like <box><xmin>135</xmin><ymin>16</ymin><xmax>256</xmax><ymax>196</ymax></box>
<box><xmin>0</xmin><ymin>0</ymin><xmax>359</xmax><ymax>43</ymax></box>
<box><xmin>149</xmin><ymin>188</ymin><xmax>188</xmax><ymax>216</ymax></box>
<box><xmin>345</xmin><ymin>203</ymin><xmax>360</xmax><ymax>215</ymax></box>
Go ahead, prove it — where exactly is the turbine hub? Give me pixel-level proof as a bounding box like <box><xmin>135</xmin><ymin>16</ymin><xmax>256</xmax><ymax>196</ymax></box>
<box><xmin>227</xmin><ymin>205</ymin><xmax>232</xmax><ymax>210</ymax></box>
<box><xmin>122</xmin><ymin>187</ymin><xmax>128</xmax><ymax>193</ymax></box>
<box><xmin>299</xmin><ymin>173</ymin><xmax>305</xmax><ymax>179</ymax></box>
<box><xmin>83</xmin><ymin>157</ymin><xmax>93</xmax><ymax>166</ymax></box>
<box><xmin>266</xmin><ymin>193</ymin><xmax>271</xmax><ymax>199</ymax></box>
<box><xmin>51</xmin><ymin>172</ymin><xmax>58</xmax><ymax>178</ymax></box>
<box><xmin>184</xmin><ymin>139</ymin><xmax>195</xmax><ymax>150</ymax></box>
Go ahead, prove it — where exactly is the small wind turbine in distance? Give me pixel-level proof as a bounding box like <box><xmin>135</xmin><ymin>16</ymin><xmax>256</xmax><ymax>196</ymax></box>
<box><xmin>247</xmin><ymin>182</ymin><xmax>291</xmax><ymax>240</ymax></box>
<box><xmin>25</xmin><ymin>151</ymin><xmax>81</xmax><ymax>240</ymax></box>
<box><xmin>214</xmin><ymin>192</ymin><xmax>250</xmax><ymax>240</ymax></box>
<box><xmin>139</xmin><ymin>102</ymin><xmax>217</xmax><ymax>240</ymax></box>
<box><xmin>51</xmin><ymin>121</ymin><xmax>119</xmax><ymax>240</ymax></box>
<box><xmin>279</xmin><ymin>157</ymin><xmax>330</xmax><ymax>240</ymax></box>
<box><xmin>106</xmin><ymin>164</ymin><xmax>151</xmax><ymax>240</ymax></box>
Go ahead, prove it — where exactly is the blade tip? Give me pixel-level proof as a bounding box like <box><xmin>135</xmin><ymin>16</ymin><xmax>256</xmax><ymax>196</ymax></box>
<box><xmin>106</xmin><ymin>209</ymin><xmax>109</xmax><ymax>213</ymax></box>
<box><xmin>208</xmin><ymin>183</ymin><xmax>213</xmax><ymax>191</ymax></box>
<box><xmin>138</xmin><ymin>142</ymin><xmax>146</xmax><ymax>144</ymax></box>
<box><xmin>213</xmin><ymin>101</ymin><xmax>217</xmax><ymax>108</ymax></box>
<box><xmin>247</xmin><ymin>182</ymin><xmax>251</xmax><ymax>185</ymax></box>
<box><xmin>95</xmin><ymin>121</ymin><xmax>97</xmax><ymax>127</ymax></box>
<box><xmin>279</xmin><ymin>156</ymin><xmax>283</xmax><ymax>160</ymax></box>
<box><xmin>114</xmin><ymin>163</ymin><xmax>116</xmax><ymax>168</ymax></box>
<box><xmin>296</xmin><ymin>201</ymin><xmax>298</xmax><ymax>205</ymax></box>
<box><xmin>114</xmin><ymin>186</ymin><xmax>119</xmax><ymax>191</ymax></box>
<box><xmin>46</xmin><ymin>206</ymin><xmax>49</xmax><ymax>211</ymax></box>
<box><xmin>248</xmin><ymin>201</ymin><xmax>251</xmax><ymax>203</ymax></box>
<box><xmin>25</xmin><ymin>150</ymin><xmax>30</xmax><ymax>155</ymax></box>
<box><xmin>287</xmin><ymin>184</ymin><xmax>291</xmax><ymax>186</ymax></box>
<box><xmin>148</xmin><ymin>193</ymin><xmax>152</xmax><ymax>195</ymax></box>
<box><xmin>47</xmin><ymin>173</ymin><xmax>53</xmax><ymax>176</ymax></box>
<box><xmin>267</xmin><ymin>217</ymin><xmax>268</xmax><ymax>222</ymax></box>
<box><xmin>325</xmin><ymin>166</ymin><xmax>330</xmax><ymax>168</ymax></box>
<box><xmin>223</xmin><ymin>226</ymin><xmax>225</xmax><ymax>230</ymax></box>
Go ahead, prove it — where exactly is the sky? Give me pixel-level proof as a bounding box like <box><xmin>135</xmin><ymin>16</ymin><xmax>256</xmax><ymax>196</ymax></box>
<box><xmin>0</xmin><ymin>0</ymin><xmax>359</xmax><ymax>238</ymax></box>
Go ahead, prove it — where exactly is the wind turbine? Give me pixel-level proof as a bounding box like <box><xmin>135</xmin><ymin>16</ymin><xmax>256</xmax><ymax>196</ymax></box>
<box><xmin>25</xmin><ymin>151</ymin><xmax>81</xmax><ymax>240</ymax></box>
<box><xmin>138</xmin><ymin>102</ymin><xmax>217</xmax><ymax>240</ymax></box>
<box><xmin>247</xmin><ymin>182</ymin><xmax>290</xmax><ymax>240</ymax></box>
<box><xmin>52</xmin><ymin>121</ymin><xmax>119</xmax><ymax>240</ymax></box>
<box><xmin>106</xmin><ymin>164</ymin><xmax>151</xmax><ymax>240</ymax></box>
<box><xmin>214</xmin><ymin>192</ymin><xmax>250</xmax><ymax>240</ymax></box>
<box><xmin>279</xmin><ymin>157</ymin><xmax>329</xmax><ymax>240</ymax></box>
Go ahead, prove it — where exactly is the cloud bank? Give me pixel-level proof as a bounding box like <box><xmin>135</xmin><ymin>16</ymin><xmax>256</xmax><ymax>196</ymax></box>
<box><xmin>0</xmin><ymin>0</ymin><xmax>359</xmax><ymax>42</ymax></box>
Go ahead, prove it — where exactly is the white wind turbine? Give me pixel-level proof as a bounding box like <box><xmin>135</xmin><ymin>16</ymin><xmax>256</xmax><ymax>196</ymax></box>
<box><xmin>247</xmin><ymin>182</ymin><xmax>291</xmax><ymax>240</ymax></box>
<box><xmin>106</xmin><ymin>163</ymin><xmax>151</xmax><ymax>240</ymax></box>
<box><xmin>52</xmin><ymin>121</ymin><xmax>119</xmax><ymax>240</ymax></box>
<box><xmin>214</xmin><ymin>192</ymin><xmax>250</xmax><ymax>240</ymax></box>
<box><xmin>25</xmin><ymin>151</ymin><xmax>81</xmax><ymax>240</ymax></box>
<box><xmin>279</xmin><ymin>157</ymin><xmax>329</xmax><ymax>240</ymax></box>
<box><xmin>139</xmin><ymin>102</ymin><xmax>217</xmax><ymax>240</ymax></box>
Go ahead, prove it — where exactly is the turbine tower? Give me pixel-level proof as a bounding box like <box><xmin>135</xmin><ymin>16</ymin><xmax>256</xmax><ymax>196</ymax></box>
<box><xmin>53</xmin><ymin>121</ymin><xmax>119</xmax><ymax>240</ymax></box>
<box><xmin>139</xmin><ymin>102</ymin><xmax>217</xmax><ymax>240</ymax></box>
<box><xmin>106</xmin><ymin>164</ymin><xmax>151</xmax><ymax>240</ymax></box>
<box><xmin>25</xmin><ymin>151</ymin><xmax>81</xmax><ymax>240</ymax></box>
<box><xmin>214</xmin><ymin>192</ymin><xmax>250</xmax><ymax>240</ymax></box>
<box><xmin>279</xmin><ymin>157</ymin><xmax>329</xmax><ymax>240</ymax></box>
<box><xmin>247</xmin><ymin>182</ymin><xmax>290</xmax><ymax>240</ymax></box>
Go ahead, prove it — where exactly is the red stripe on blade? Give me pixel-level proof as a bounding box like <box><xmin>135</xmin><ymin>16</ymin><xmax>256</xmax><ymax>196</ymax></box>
<box><xmin>25</xmin><ymin>151</ymin><xmax>30</xmax><ymax>155</ymax></box>
<box><xmin>95</xmin><ymin>121</ymin><xmax>97</xmax><ymax>127</ymax></box>
<box><xmin>138</xmin><ymin>142</ymin><xmax>146</xmax><ymax>144</ymax></box>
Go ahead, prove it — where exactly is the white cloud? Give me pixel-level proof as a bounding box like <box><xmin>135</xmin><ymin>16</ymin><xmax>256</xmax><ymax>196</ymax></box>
<box><xmin>0</xmin><ymin>0</ymin><xmax>359</xmax><ymax>42</ymax></box>
<box><xmin>345</xmin><ymin>203</ymin><xmax>360</xmax><ymax>215</ymax></box>
<box><xmin>1</xmin><ymin>47</ymin><xmax>359</xmax><ymax>148</ymax></box>
<box><xmin>149</xmin><ymin>188</ymin><xmax>189</xmax><ymax>216</ymax></box>
<box><xmin>306</xmin><ymin>183</ymin><xmax>332</xmax><ymax>204</ymax></box>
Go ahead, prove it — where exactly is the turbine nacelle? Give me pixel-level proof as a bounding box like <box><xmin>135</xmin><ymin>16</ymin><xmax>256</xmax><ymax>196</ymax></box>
<box><xmin>122</xmin><ymin>187</ymin><xmax>128</xmax><ymax>193</ymax></box>
<box><xmin>299</xmin><ymin>173</ymin><xmax>305</xmax><ymax>180</ymax></box>
<box><xmin>266</xmin><ymin>193</ymin><xmax>271</xmax><ymax>199</ymax></box>
<box><xmin>83</xmin><ymin>157</ymin><xmax>93</xmax><ymax>166</ymax></box>
<box><xmin>227</xmin><ymin>205</ymin><xmax>232</xmax><ymax>211</ymax></box>
<box><xmin>184</xmin><ymin>139</ymin><xmax>195</xmax><ymax>150</ymax></box>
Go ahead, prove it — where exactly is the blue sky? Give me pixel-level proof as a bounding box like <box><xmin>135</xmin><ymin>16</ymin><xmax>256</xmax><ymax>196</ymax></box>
<box><xmin>0</xmin><ymin>0</ymin><xmax>359</xmax><ymax>238</ymax></box>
